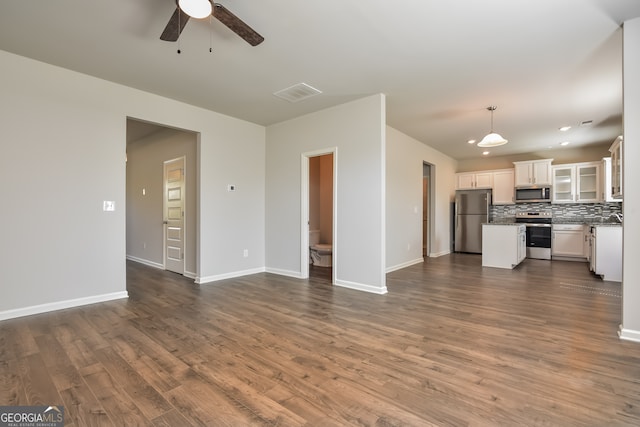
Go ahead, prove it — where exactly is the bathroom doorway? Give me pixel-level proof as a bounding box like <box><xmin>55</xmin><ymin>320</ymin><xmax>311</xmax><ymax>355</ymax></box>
<box><xmin>301</xmin><ymin>148</ymin><xmax>337</xmax><ymax>284</ymax></box>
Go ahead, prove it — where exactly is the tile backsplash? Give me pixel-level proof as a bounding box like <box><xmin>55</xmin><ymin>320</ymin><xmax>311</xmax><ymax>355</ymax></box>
<box><xmin>490</xmin><ymin>202</ymin><xmax>622</xmax><ymax>223</ymax></box>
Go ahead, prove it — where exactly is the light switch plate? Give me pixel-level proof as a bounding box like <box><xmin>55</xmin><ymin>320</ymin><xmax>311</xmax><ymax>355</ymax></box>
<box><xmin>103</xmin><ymin>201</ymin><xmax>115</xmax><ymax>211</ymax></box>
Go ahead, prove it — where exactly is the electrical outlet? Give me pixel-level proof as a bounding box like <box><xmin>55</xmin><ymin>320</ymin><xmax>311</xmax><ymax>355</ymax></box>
<box><xmin>243</xmin><ymin>249</ymin><xmax>249</xmax><ymax>257</ymax></box>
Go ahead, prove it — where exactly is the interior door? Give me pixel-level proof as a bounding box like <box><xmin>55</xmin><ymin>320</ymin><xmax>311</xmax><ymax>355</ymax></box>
<box><xmin>423</xmin><ymin>176</ymin><xmax>429</xmax><ymax>257</ymax></box>
<box><xmin>164</xmin><ymin>157</ymin><xmax>185</xmax><ymax>274</ymax></box>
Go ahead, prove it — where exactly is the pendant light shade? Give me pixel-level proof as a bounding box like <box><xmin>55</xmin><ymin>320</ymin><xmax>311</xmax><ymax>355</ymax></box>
<box><xmin>477</xmin><ymin>106</ymin><xmax>508</xmax><ymax>147</ymax></box>
<box><xmin>178</xmin><ymin>0</ymin><xmax>212</xmax><ymax>19</ymax></box>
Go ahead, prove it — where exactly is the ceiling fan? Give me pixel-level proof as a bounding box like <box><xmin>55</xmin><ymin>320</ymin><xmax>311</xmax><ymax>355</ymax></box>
<box><xmin>160</xmin><ymin>0</ymin><xmax>264</xmax><ymax>46</ymax></box>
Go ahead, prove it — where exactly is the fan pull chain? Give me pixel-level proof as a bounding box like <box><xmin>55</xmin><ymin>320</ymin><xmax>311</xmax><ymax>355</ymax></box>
<box><xmin>209</xmin><ymin>15</ymin><xmax>213</xmax><ymax>53</ymax></box>
<box><xmin>177</xmin><ymin>8</ymin><xmax>182</xmax><ymax>54</ymax></box>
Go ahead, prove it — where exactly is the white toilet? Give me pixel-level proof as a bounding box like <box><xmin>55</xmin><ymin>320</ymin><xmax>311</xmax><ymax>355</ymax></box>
<box><xmin>309</xmin><ymin>230</ymin><xmax>332</xmax><ymax>267</ymax></box>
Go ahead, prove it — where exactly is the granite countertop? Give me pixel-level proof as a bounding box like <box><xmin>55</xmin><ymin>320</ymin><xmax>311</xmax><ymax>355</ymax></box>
<box><xmin>489</xmin><ymin>218</ymin><xmax>516</xmax><ymax>224</ymax></box>
<box><xmin>486</xmin><ymin>222</ymin><xmax>522</xmax><ymax>226</ymax></box>
<box><xmin>553</xmin><ymin>219</ymin><xmax>622</xmax><ymax>226</ymax></box>
<box><xmin>489</xmin><ymin>218</ymin><xmax>622</xmax><ymax>226</ymax></box>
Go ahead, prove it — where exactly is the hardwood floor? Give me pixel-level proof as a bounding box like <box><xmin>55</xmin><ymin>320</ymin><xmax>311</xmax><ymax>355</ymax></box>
<box><xmin>2</xmin><ymin>255</ymin><xmax>640</xmax><ymax>426</ymax></box>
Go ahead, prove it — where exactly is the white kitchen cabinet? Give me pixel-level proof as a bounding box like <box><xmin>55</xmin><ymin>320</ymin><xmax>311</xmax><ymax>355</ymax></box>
<box><xmin>602</xmin><ymin>158</ymin><xmax>622</xmax><ymax>202</ymax></box>
<box><xmin>456</xmin><ymin>169</ymin><xmax>514</xmax><ymax>204</ymax></box>
<box><xmin>552</xmin><ymin>224</ymin><xmax>587</xmax><ymax>259</ymax></box>
<box><xmin>551</xmin><ymin>162</ymin><xmax>601</xmax><ymax>203</ymax></box>
<box><xmin>591</xmin><ymin>225</ymin><xmax>622</xmax><ymax>282</ymax></box>
<box><xmin>482</xmin><ymin>224</ymin><xmax>526</xmax><ymax>269</ymax></box>
<box><xmin>609</xmin><ymin>136</ymin><xmax>623</xmax><ymax>199</ymax></box>
<box><xmin>552</xmin><ymin>166</ymin><xmax>575</xmax><ymax>203</ymax></box>
<box><xmin>456</xmin><ymin>171</ymin><xmax>493</xmax><ymax>189</ymax></box>
<box><xmin>513</xmin><ymin>159</ymin><xmax>553</xmax><ymax>187</ymax></box>
<box><xmin>492</xmin><ymin>169</ymin><xmax>515</xmax><ymax>205</ymax></box>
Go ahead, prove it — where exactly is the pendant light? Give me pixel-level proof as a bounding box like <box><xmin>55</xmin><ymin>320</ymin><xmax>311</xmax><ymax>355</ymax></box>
<box><xmin>178</xmin><ymin>0</ymin><xmax>212</xmax><ymax>19</ymax></box>
<box><xmin>478</xmin><ymin>105</ymin><xmax>508</xmax><ymax>147</ymax></box>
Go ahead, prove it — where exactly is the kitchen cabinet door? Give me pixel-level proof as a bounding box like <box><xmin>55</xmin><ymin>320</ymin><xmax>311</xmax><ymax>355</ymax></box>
<box><xmin>552</xmin><ymin>166</ymin><xmax>575</xmax><ymax>203</ymax></box>
<box><xmin>609</xmin><ymin>136</ymin><xmax>623</xmax><ymax>199</ymax></box>
<box><xmin>532</xmin><ymin>160</ymin><xmax>553</xmax><ymax>185</ymax></box>
<box><xmin>492</xmin><ymin>170</ymin><xmax>514</xmax><ymax>205</ymax></box>
<box><xmin>552</xmin><ymin>224</ymin><xmax>586</xmax><ymax>258</ymax></box>
<box><xmin>576</xmin><ymin>163</ymin><xmax>600</xmax><ymax>203</ymax></box>
<box><xmin>456</xmin><ymin>173</ymin><xmax>476</xmax><ymax>189</ymax></box>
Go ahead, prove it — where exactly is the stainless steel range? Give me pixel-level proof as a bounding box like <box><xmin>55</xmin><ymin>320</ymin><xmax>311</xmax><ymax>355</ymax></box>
<box><xmin>515</xmin><ymin>211</ymin><xmax>552</xmax><ymax>260</ymax></box>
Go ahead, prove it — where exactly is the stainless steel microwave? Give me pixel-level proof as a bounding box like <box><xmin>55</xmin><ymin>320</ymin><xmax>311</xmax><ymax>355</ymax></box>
<box><xmin>515</xmin><ymin>186</ymin><xmax>551</xmax><ymax>203</ymax></box>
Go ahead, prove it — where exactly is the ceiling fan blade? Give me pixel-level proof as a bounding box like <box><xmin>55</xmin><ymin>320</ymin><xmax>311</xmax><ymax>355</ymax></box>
<box><xmin>160</xmin><ymin>7</ymin><xmax>190</xmax><ymax>41</ymax></box>
<box><xmin>213</xmin><ymin>3</ymin><xmax>264</xmax><ymax>46</ymax></box>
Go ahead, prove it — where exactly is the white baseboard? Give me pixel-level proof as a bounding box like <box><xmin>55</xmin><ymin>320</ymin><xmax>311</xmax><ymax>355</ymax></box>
<box><xmin>197</xmin><ymin>267</ymin><xmax>266</xmax><ymax>285</ymax></box>
<box><xmin>335</xmin><ymin>279</ymin><xmax>388</xmax><ymax>295</ymax></box>
<box><xmin>386</xmin><ymin>258</ymin><xmax>424</xmax><ymax>273</ymax></box>
<box><xmin>126</xmin><ymin>255</ymin><xmax>164</xmax><ymax>270</ymax></box>
<box><xmin>618</xmin><ymin>325</ymin><xmax>640</xmax><ymax>343</ymax></box>
<box><xmin>265</xmin><ymin>267</ymin><xmax>304</xmax><ymax>279</ymax></box>
<box><xmin>127</xmin><ymin>256</ymin><xmax>197</xmax><ymax>280</ymax></box>
<box><xmin>0</xmin><ymin>291</ymin><xmax>129</xmax><ymax>322</ymax></box>
<box><xmin>429</xmin><ymin>249</ymin><xmax>451</xmax><ymax>258</ymax></box>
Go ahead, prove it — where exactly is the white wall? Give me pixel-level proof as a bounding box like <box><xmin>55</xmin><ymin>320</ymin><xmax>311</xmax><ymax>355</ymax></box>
<box><xmin>266</xmin><ymin>95</ymin><xmax>386</xmax><ymax>294</ymax></box>
<box><xmin>126</xmin><ymin>127</ymin><xmax>197</xmax><ymax>276</ymax></box>
<box><xmin>386</xmin><ymin>126</ymin><xmax>457</xmax><ymax>271</ymax></box>
<box><xmin>0</xmin><ymin>50</ymin><xmax>265</xmax><ymax>319</ymax></box>
<box><xmin>620</xmin><ymin>17</ymin><xmax>640</xmax><ymax>341</ymax></box>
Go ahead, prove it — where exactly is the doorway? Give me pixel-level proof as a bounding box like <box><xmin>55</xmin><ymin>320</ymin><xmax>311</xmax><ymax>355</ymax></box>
<box><xmin>301</xmin><ymin>148</ymin><xmax>337</xmax><ymax>283</ymax></box>
<box><xmin>423</xmin><ymin>163</ymin><xmax>433</xmax><ymax>258</ymax></box>
<box><xmin>126</xmin><ymin>118</ymin><xmax>198</xmax><ymax>279</ymax></box>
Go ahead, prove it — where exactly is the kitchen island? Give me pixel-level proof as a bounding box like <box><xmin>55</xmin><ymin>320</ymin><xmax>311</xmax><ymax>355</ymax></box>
<box><xmin>482</xmin><ymin>223</ymin><xmax>526</xmax><ymax>269</ymax></box>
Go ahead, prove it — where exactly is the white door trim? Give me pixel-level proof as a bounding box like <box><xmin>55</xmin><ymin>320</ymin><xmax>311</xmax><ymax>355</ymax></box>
<box><xmin>301</xmin><ymin>147</ymin><xmax>337</xmax><ymax>284</ymax></box>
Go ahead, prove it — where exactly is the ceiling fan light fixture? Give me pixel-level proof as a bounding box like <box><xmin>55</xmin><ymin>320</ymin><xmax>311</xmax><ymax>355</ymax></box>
<box><xmin>178</xmin><ymin>0</ymin><xmax>212</xmax><ymax>19</ymax></box>
<box><xmin>477</xmin><ymin>106</ymin><xmax>508</xmax><ymax>147</ymax></box>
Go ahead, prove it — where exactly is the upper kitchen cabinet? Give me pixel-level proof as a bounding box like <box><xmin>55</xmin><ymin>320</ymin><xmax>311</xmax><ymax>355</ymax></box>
<box><xmin>456</xmin><ymin>171</ymin><xmax>493</xmax><ymax>189</ymax></box>
<box><xmin>609</xmin><ymin>136</ymin><xmax>623</xmax><ymax>199</ymax></box>
<box><xmin>513</xmin><ymin>159</ymin><xmax>553</xmax><ymax>187</ymax></box>
<box><xmin>455</xmin><ymin>169</ymin><xmax>514</xmax><ymax>204</ymax></box>
<box><xmin>492</xmin><ymin>169</ymin><xmax>515</xmax><ymax>205</ymax></box>
<box><xmin>602</xmin><ymin>157</ymin><xmax>622</xmax><ymax>202</ymax></box>
<box><xmin>552</xmin><ymin>162</ymin><xmax>601</xmax><ymax>204</ymax></box>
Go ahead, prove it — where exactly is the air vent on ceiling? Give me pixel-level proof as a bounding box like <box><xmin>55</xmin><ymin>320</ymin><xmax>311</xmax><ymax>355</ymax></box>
<box><xmin>273</xmin><ymin>83</ymin><xmax>322</xmax><ymax>103</ymax></box>
<box><xmin>580</xmin><ymin>120</ymin><xmax>593</xmax><ymax>126</ymax></box>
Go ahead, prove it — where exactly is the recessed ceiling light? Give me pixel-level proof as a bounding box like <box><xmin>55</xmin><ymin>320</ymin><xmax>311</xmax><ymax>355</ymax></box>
<box><xmin>468</xmin><ymin>139</ymin><xmax>476</xmax><ymax>144</ymax></box>
<box><xmin>559</xmin><ymin>126</ymin><xmax>571</xmax><ymax>132</ymax></box>
<box><xmin>560</xmin><ymin>141</ymin><xmax>570</xmax><ymax>146</ymax></box>
<box><xmin>482</xmin><ymin>151</ymin><xmax>490</xmax><ymax>155</ymax></box>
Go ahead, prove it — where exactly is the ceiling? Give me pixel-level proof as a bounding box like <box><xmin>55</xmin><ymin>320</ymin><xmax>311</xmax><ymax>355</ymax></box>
<box><xmin>2</xmin><ymin>0</ymin><xmax>640</xmax><ymax>160</ymax></box>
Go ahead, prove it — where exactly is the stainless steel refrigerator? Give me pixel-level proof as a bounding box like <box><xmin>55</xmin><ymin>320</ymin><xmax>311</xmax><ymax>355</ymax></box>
<box><xmin>454</xmin><ymin>189</ymin><xmax>491</xmax><ymax>253</ymax></box>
